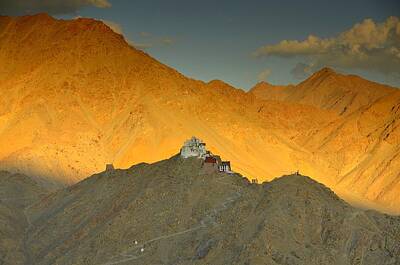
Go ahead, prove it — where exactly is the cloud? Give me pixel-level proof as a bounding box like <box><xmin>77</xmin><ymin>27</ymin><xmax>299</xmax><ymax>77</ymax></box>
<box><xmin>257</xmin><ymin>68</ymin><xmax>271</xmax><ymax>82</ymax></box>
<box><xmin>160</xmin><ymin>37</ymin><xmax>175</xmax><ymax>46</ymax></box>
<box><xmin>255</xmin><ymin>16</ymin><xmax>400</xmax><ymax>76</ymax></box>
<box><xmin>0</xmin><ymin>0</ymin><xmax>111</xmax><ymax>15</ymax></box>
<box><xmin>290</xmin><ymin>62</ymin><xmax>313</xmax><ymax>79</ymax></box>
<box><xmin>139</xmin><ymin>32</ymin><xmax>152</xmax><ymax>38</ymax></box>
<box><xmin>136</xmin><ymin>32</ymin><xmax>177</xmax><ymax>48</ymax></box>
<box><xmin>128</xmin><ymin>41</ymin><xmax>152</xmax><ymax>50</ymax></box>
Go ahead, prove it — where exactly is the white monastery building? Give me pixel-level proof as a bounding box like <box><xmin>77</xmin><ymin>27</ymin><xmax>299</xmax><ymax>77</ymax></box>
<box><xmin>180</xmin><ymin>136</ymin><xmax>207</xmax><ymax>158</ymax></box>
<box><xmin>180</xmin><ymin>136</ymin><xmax>232</xmax><ymax>173</ymax></box>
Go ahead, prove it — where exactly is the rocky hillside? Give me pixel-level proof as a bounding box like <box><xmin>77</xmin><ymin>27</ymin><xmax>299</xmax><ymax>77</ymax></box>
<box><xmin>0</xmin><ymin>14</ymin><xmax>400</xmax><ymax>213</ymax></box>
<box><xmin>0</xmin><ymin>171</ymin><xmax>53</xmax><ymax>265</ymax></box>
<box><xmin>15</xmin><ymin>156</ymin><xmax>399</xmax><ymax>265</ymax></box>
<box><xmin>0</xmin><ymin>13</ymin><xmax>327</xmax><ymax>186</ymax></box>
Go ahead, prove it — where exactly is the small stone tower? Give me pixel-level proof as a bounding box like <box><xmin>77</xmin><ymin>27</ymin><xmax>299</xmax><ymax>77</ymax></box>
<box><xmin>106</xmin><ymin>163</ymin><xmax>115</xmax><ymax>171</ymax></box>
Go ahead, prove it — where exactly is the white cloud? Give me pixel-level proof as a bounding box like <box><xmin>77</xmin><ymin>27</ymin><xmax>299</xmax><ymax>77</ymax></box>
<box><xmin>257</xmin><ymin>68</ymin><xmax>271</xmax><ymax>82</ymax></box>
<box><xmin>128</xmin><ymin>41</ymin><xmax>152</xmax><ymax>50</ymax></box>
<box><xmin>290</xmin><ymin>63</ymin><xmax>313</xmax><ymax>79</ymax></box>
<box><xmin>255</xmin><ymin>16</ymin><xmax>400</xmax><ymax>76</ymax></box>
<box><xmin>160</xmin><ymin>37</ymin><xmax>175</xmax><ymax>46</ymax></box>
<box><xmin>87</xmin><ymin>0</ymin><xmax>111</xmax><ymax>8</ymax></box>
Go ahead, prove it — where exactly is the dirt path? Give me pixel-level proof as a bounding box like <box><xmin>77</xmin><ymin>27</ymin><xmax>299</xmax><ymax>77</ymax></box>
<box><xmin>22</xmin><ymin>202</ymin><xmax>36</xmax><ymax>265</ymax></box>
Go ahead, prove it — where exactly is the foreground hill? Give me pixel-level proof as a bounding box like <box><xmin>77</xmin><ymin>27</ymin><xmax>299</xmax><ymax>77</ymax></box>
<box><xmin>18</xmin><ymin>156</ymin><xmax>400</xmax><ymax>265</ymax></box>
<box><xmin>0</xmin><ymin>171</ymin><xmax>53</xmax><ymax>265</ymax></box>
<box><xmin>0</xmin><ymin>14</ymin><xmax>399</xmax><ymax>213</ymax></box>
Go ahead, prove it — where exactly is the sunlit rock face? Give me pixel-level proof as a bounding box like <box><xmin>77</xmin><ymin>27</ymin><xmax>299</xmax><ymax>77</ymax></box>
<box><xmin>0</xmin><ymin>14</ymin><xmax>399</xmax><ymax>213</ymax></box>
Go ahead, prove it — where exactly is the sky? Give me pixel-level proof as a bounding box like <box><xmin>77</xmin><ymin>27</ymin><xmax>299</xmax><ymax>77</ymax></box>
<box><xmin>1</xmin><ymin>0</ymin><xmax>400</xmax><ymax>90</ymax></box>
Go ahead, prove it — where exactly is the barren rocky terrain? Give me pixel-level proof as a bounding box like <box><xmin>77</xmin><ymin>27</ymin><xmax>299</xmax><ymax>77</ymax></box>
<box><xmin>0</xmin><ymin>156</ymin><xmax>396</xmax><ymax>265</ymax></box>
<box><xmin>0</xmin><ymin>171</ymin><xmax>53</xmax><ymax>265</ymax></box>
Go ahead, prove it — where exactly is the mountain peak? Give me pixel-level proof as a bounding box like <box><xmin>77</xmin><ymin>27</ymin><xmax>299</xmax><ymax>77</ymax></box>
<box><xmin>207</xmin><ymin>79</ymin><xmax>236</xmax><ymax>89</ymax></box>
<box><xmin>2</xmin><ymin>14</ymin><xmax>122</xmax><ymax>39</ymax></box>
<box><xmin>248</xmin><ymin>81</ymin><xmax>293</xmax><ymax>101</ymax></box>
<box><xmin>206</xmin><ymin>79</ymin><xmax>245</xmax><ymax>96</ymax></box>
<box><xmin>27</xmin><ymin>13</ymin><xmax>53</xmax><ymax>19</ymax></box>
<box><xmin>15</xmin><ymin>13</ymin><xmax>55</xmax><ymax>24</ymax></box>
<box><xmin>255</xmin><ymin>81</ymin><xmax>272</xmax><ymax>87</ymax></box>
<box><xmin>318</xmin><ymin>66</ymin><xmax>336</xmax><ymax>74</ymax></box>
<box><xmin>0</xmin><ymin>14</ymin><xmax>140</xmax><ymax>72</ymax></box>
<box><xmin>309</xmin><ymin>67</ymin><xmax>339</xmax><ymax>80</ymax></box>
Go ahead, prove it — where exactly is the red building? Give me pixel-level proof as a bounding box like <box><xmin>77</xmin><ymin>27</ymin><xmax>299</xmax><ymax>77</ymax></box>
<box><xmin>204</xmin><ymin>156</ymin><xmax>217</xmax><ymax>164</ymax></box>
<box><xmin>202</xmin><ymin>154</ymin><xmax>232</xmax><ymax>173</ymax></box>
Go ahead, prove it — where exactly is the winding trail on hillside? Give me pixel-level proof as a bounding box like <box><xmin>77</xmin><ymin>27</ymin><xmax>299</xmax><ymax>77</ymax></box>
<box><xmin>22</xmin><ymin>202</ymin><xmax>36</xmax><ymax>265</ymax></box>
<box><xmin>102</xmin><ymin>175</ymin><xmax>243</xmax><ymax>265</ymax></box>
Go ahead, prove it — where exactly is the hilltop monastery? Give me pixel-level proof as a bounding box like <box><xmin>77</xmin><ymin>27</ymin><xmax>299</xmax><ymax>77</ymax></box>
<box><xmin>180</xmin><ymin>137</ymin><xmax>232</xmax><ymax>173</ymax></box>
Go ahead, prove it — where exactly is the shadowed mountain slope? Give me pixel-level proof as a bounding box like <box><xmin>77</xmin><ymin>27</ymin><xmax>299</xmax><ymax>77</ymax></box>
<box><xmin>0</xmin><ymin>171</ymin><xmax>53</xmax><ymax>265</ymax></box>
<box><xmin>19</xmin><ymin>156</ymin><xmax>400</xmax><ymax>265</ymax></box>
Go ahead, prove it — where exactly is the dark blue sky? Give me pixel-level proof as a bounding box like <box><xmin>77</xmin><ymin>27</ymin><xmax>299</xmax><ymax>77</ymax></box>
<box><xmin>7</xmin><ymin>0</ymin><xmax>400</xmax><ymax>89</ymax></box>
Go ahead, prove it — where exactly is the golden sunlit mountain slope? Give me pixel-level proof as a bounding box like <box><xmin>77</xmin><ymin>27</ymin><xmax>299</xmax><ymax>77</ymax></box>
<box><xmin>296</xmin><ymin>91</ymin><xmax>400</xmax><ymax>211</ymax></box>
<box><xmin>250</xmin><ymin>68</ymin><xmax>400</xmax><ymax>213</ymax></box>
<box><xmin>0</xmin><ymin>14</ymin><xmax>399</xmax><ymax>214</ymax></box>
<box><xmin>248</xmin><ymin>82</ymin><xmax>294</xmax><ymax>102</ymax></box>
<box><xmin>0</xmin><ymin>14</ymin><xmax>327</xmax><ymax>184</ymax></box>
<box><xmin>249</xmin><ymin>67</ymin><xmax>397</xmax><ymax>115</ymax></box>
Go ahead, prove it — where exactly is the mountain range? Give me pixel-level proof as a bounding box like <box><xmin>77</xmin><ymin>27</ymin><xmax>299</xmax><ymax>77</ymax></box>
<box><xmin>0</xmin><ymin>14</ymin><xmax>400</xmax><ymax>214</ymax></box>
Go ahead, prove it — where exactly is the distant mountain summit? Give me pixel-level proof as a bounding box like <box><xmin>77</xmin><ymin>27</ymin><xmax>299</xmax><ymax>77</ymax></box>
<box><xmin>250</xmin><ymin>67</ymin><xmax>398</xmax><ymax>115</ymax></box>
<box><xmin>248</xmin><ymin>81</ymin><xmax>294</xmax><ymax>101</ymax></box>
